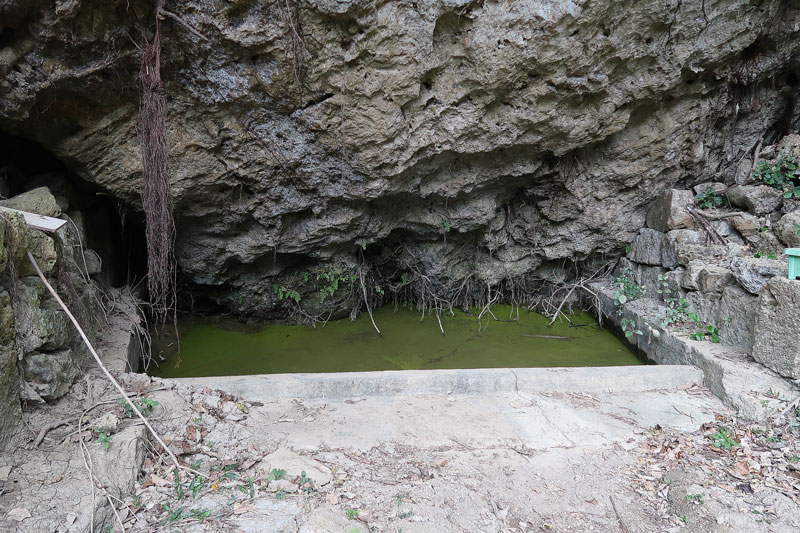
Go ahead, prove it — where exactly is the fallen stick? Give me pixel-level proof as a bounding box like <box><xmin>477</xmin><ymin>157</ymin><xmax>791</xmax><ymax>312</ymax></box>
<box><xmin>26</xmin><ymin>250</ymin><xmax>182</xmax><ymax>475</ymax></box>
<box><xmin>609</xmin><ymin>495</ymin><xmax>630</xmax><ymax>533</ymax></box>
<box><xmin>34</xmin><ymin>419</ymin><xmax>70</xmax><ymax>447</ymax></box>
<box><xmin>522</xmin><ymin>334</ymin><xmax>571</xmax><ymax>341</ymax></box>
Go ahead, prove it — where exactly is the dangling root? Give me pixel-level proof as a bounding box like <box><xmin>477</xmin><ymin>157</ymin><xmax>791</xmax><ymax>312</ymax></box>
<box><xmin>139</xmin><ymin>0</ymin><xmax>177</xmax><ymax>322</ymax></box>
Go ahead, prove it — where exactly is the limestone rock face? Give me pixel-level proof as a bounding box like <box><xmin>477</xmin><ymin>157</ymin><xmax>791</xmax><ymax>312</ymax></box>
<box><xmin>0</xmin><ymin>290</ymin><xmax>21</xmax><ymax>450</ymax></box>
<box><xmin>1</xmin><ymin>0</ymin><xmax>800</xmax><ymax>314</ymax></box>
<box><xmin>753</xmin><ymin>278</ymin><xmax>800</xmax><ymax>379</ymax></box>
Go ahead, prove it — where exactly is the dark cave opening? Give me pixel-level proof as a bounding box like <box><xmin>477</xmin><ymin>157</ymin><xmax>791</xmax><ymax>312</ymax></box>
<box><xmin>0</xmin><ymin>130</ymin><xmax>148</xmax><ymax>289</ymax></box>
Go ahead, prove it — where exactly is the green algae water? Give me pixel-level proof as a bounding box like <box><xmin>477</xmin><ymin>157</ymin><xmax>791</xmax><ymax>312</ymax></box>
<box><xmin>149</xmin><ymin>306</ymin><xmax>642</xmax><ymax>378</ymax></box>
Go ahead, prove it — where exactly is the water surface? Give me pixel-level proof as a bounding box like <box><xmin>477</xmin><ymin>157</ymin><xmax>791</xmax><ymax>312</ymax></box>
<box><xmin>150</xmin><ymin>305</ymin><xmax>641</xmax><ymax>378</ymax></box>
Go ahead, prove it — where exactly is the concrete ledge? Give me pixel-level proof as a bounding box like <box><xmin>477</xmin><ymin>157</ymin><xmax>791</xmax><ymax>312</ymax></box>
<box><xmin>168</xmin><ymin>365</ymin><xmax>703</xmax><ymax>401</ymax></box>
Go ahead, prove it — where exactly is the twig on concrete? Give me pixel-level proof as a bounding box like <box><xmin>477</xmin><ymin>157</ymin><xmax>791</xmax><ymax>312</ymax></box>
<box><xmin>609</xmin><ymin>495</ymin><xmax>630</xmax><ymax>533</ymax></box>
<box><xmin>34</xmin><ymin>419</ymin><xmax>70</xmax><ymax>448</ymax></box>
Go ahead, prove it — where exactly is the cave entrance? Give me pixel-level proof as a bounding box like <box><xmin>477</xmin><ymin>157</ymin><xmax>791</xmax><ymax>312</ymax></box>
<box><xmin>0</xmin><ymin>131</ymin><xmax>147</xmax><ymax>288</ymax></box>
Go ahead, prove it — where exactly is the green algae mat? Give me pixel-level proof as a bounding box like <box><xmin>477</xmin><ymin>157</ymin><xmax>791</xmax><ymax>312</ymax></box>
<box><xmin>150</xmin><ymin>306</ymin><xmax>642</xmax><ymax>378</ymax></box>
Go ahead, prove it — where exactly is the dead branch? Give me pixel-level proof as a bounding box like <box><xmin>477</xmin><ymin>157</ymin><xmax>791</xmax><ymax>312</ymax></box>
<box><xmin>157</xmin><ymin>7</ymin><xmax>208</xmax><ymax>41</ymax></box>
<box><xmin>34</xmin><ymin>419</ymin><xmax>70</xmax><ymax>447</ymax></box>
<box><xmin>686</xmin><ymin>206</ymin><xmax>727</xmax><ymax>245</ymax></box>
<box><xmin>26</xmin><ymin>250</ymin><xmax>182</xmax><ymax>475</ymax></box>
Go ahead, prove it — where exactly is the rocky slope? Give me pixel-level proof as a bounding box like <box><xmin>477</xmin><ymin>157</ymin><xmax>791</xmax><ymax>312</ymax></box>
<box><xmin>2</xmin><ymin>0</ymin><xmax>800</xmax><ymax>316</ymax></box>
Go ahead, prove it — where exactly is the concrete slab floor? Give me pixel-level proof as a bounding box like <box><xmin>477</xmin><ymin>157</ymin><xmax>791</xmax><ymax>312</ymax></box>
<box><xmin>141</xmin><ymin>366</ymin><xmax>730</xmax><ymax>532</ymax></box>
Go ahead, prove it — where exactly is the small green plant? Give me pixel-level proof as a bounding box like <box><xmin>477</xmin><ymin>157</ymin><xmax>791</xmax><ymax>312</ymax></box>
<box><xmin>188</xmin><ymin>475</ymin><xmax>206</xmax><ymax>498</ymax></box>
<box><xmin>789</xmin><ymin>455</ymin><xmax>800</xmax><ymax>463</ymax></box>
<box><xmin>612</xmin><ymin>267</ymin><xmax>645</xmax><ymax>306</ymax></box>
<box><xmin>443</xmin><ymin>220</ymin><xmax>451</xmax><ymax>233</ymax></box>
<box><xmin>118</xmin><ymin>397</ymin><xmax>159</xmax><ymax>418</ymax></box>
<box><xmin>794</xmin><ymin>223</ymin><xmax>800</xmax><ymax>235</ymax></box>
<box><xmin>752</xmin><ymin>509</ymin><xmax>772</xmax><ymax>524</ymax></box>
<box><xmin>662</xmin><ymin>477</ymin><xmax>674</xmax><ymax>486</ymax></box>
<box><xmin>696</xmin><ymin>187</ymin><xmax>723</xmax><ymax>209</ymax></box>
<box><xmin>299</xmin><ymin>471</ymin><xmax>315</xmax><ymax>493</ymax></box>
<box><xmin>96</xmin><ymin>430</ymin><xmax>113</xmax><ymax>449</ymax></box>
<box><xmin>753</xmin><ymin>155</ymin><xmax>799</xmax><ymax>198</ymax></box>
<box><xmin>620</xmin><ymin>317</ymin><xmax>642</xmax><ymax>338</ymax></box>
<box><xmin>711</xmin><ymin>427</ymin><xmax>741</xmax><ymax>450</ymax></box>
<box><xmin>686</xmin><ymin>494</ymin><xmax>705</xmax><ymax>505</ymax></box>
<box><xmin>401</xmin><ymin>272</ymin><xmax>409</xmax><ymax>286</ymax></box>
<box><xmin>346</xmin><ymin>509</ymin><xmax>360</xmax><ymax>520</ymax></box>
<box><xmin>754</xmin><ymin>250</ymin><xmax>779</xmax><ymax>260</ymax></box>
<box><xmin>661</xmin><ymin>297</ymin><xmax>690</xmax><ymax>329</ymax></box>
<box><xmin>690</xmin><ymin>324</ymin><xmax>720</xmax><ymax>343</ymax></box>
<box><xmin>275</xmin><ymin>489</ymin><xmax>286</xmax><ymax>500</ymax></box>
<box><xmin>268</xmin><ymin>468</ymin><xmax>286</xmax><ymax>481</ymax></box>
<box><xmin>317</xmin><ymin>268</ymin><xmax>358</xmax><ymax>301</ymax></box>
<box><xmin>358</xmin><ymin>239</ymin><xmax>367</xmax><ymax>250</ymax></box>
<box><xmin>680</xmin><ymin>514</ymin><xmax>689</xmax><ymax>524</ymax></box>
<box><xmin>273</xmin><ymin>284</ymin><xmax>301</xmax><ymax>303</ymax></box>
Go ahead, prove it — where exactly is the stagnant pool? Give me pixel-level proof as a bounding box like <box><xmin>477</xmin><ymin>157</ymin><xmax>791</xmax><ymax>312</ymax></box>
<box><xmin>148</xmin><ymin>305</ymin><xmax>642</xmax><ymax>378</ymax></box>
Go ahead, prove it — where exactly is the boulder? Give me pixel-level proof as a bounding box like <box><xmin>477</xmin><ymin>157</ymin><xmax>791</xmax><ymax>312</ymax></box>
<box><xmin>19</xmin><ymin>349</ymin><xmax>78</xmax><ymax>400</ymax></box>
<box><xmin>628</xmin><ymin>228</ymin><xmax>665</xmax><ymax>266</ymax></box>
<box><xmin>752</xmin><ymin>278</ymin><xmax>800</xmax><ymax>379</ymax></box>
<box><xmin>686</xmin><ymin>284</ymin><xmax>757</xmax><ymax>352</ymax></box>
<box><xmin>93</xmin><ymin>425</ymin><xmax>147</xmax><ymax>496</ymax></box>
<box><xmin>730</xmin><ymin>212</ymin><xmax>762</xmax><ymax>237</ymax></box>
<box><xmin>0</xmin><ymin>187</ymin><xmax>61</xmax><ymax>217</ymax></box>
<box><xmin>698</xmin><ymin>265</ymin><xmax>734</xmax><ymax>293</ymax></box>
<box><xmin>729</xmin><ymin>256</ymin><xmax>788</xmax><ymax>295</ymax></box>
<box><xmin>774</xmin><ymin>210</ymin><xmax>800</xmax><ymax>248</ymax></box>
<box><xmin>16</xmin><ymin>229</ymin><xmax>57</xmax><ymax>276</ymax></box>
<box><xmin>681</xmin><ymin>260</ymin><xmax>705</xmax><ymax>290</ymax></box>
<box><xmin>676</xmin><ymin>244</ymin><xmax>732</xmax><ymax>266</ymax></box>
<box><xmin>726</xmin><ymin>185</ymin><xmax>783</xmax><ymax>216</ymax></box>
<box><xmin>710</xmin><ymin>220</ymin><xmax>744</xmax><ymax>245</ymax></box>
<box><xmin>662</xmin><ymin>229</ymin><xmax>706</xmax><ymax>268</ymax></box>
<box><xmin>83</xmin><ymin>249</ymin><xmax>102</xmax><ymax>276</ymax></box>
<box><xmin>646</xmin><ymin>189</ymin><xmax>695</xmax><ymax>232</ymax></box>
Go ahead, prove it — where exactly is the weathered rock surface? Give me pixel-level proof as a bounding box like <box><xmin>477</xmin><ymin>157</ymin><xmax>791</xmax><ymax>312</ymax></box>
<box><xmin>19</xmin><ymin>349</ymin><xmax>78</xmax><ymax>401</ymax></box>
<box><xmin>730</xmin><ymin>256</ymin><xmax>788</xmax><ymax>295</ymax></box>
<box><xmin>2</xmin><ymin>0</ymin><xmax>799</xmax><ymax>314</ymax></box>
<box><xmin>93</xmin><ymin>425</ymin><xmax>147</xmax><ymax>497</ymax></box>
<box><xmin>646</xmin><ymin>189</ymin><xmax>695</xmax><ymax>233</ymax></box>
<box><xmin>0</xmin><ymin>187</ymin><xmax>61</xmax><ymax>217</ymax></box>
<box><xmin>726</xmin><ymin>185</ymin><xmax>783</xmax><ymax>216</ymax></box>
<box><xmin>774</xmin><ymin>210</ymin><xmax>800</xmax><ymax>248</ymax></box>
<box><xmin>753</xmin><ymin>278</ymin><xmax>800</xmax><ymax>379</ymax></box>
<box><xmin>0</xmin><ymin>290</ymin><xmax>21</xmax><ymax>450</ymax></box>
<box><xmin>662</xmin><ymin>229</ymin><xmax>706</xmax><ymax>268</ymax></box>
<box><xmin>628</xmin><ymin>228</ymin><xmax>665</xmax><ymax>266</ymax></box>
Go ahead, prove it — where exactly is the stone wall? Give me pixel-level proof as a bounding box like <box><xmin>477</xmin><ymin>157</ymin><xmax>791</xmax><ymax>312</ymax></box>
<box><xmin>1</xmin><ymin>0</ymin><xmax>799</xmax><ymax>316</ymax></box>
<box><xmin>594</xmin><ymin>135</ymin><xmax>800</xmax><ymax>416</ymax></box>
<box><xmin>0</xmin><ymin>187</ymin><xmax>107</xmax><ymax>449</ymax></box>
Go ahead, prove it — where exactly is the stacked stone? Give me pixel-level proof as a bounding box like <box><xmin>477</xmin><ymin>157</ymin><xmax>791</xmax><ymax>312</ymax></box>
<box><xmin>0</xmin><ymin>187</ymin><xmax>104</xmax><ymax>448</ymax></box>
<box><xmin>622</xmin><ymin>139</ymin><xmax>800</xmax><ymax>379</ymax></box>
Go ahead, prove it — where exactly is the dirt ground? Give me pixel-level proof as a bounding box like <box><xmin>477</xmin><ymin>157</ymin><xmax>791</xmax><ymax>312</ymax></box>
<box><xmin>1</xmin><ymin>368</ymin><xmax>799</xmax><ymax>533</ymax></box>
